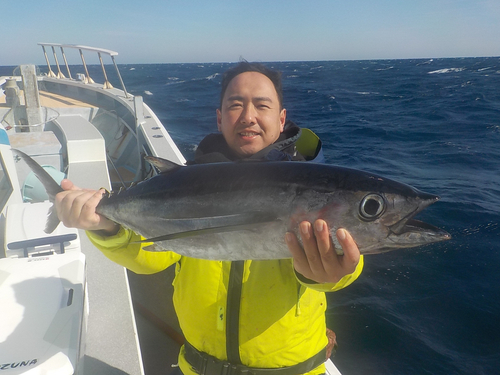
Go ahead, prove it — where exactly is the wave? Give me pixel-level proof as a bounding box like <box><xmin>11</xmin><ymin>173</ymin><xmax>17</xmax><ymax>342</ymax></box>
<box><xmin>416</xmin><ymin>59</ymin><xmax>433</xmax><ymax>66</ymax></box>
<box><xmin>206</xmin><ymin>73</ymin><xmax>220</xmax><ymax>80</ymax></box>
<box><xmin>428</xmin><ymin>68</ymin><xmax>464</xmax><ymax>74</ymax></box>
<box><xmin>165</xmin><ymin>78</ymin><xmax>186</xmax><ymax>86</ymax></box>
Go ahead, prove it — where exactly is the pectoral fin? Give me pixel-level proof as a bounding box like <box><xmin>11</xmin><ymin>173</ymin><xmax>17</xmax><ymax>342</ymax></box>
<box><xmin>134</xmin><ymin>212</ymin><xmax>279</xmax><ymax>244</ymax></box>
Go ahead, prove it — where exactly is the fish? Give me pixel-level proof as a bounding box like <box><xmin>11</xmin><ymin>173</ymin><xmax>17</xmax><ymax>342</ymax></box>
<box><xmin>13</xmin><ymin>148</ymin><xmax>451</xmax><ymax>260</ymax></box>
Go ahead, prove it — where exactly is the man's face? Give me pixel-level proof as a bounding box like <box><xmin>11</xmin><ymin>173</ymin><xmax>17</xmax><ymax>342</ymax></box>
<box><xmin>217</xmin><ymin>71</ymin><xmax>286</xmax><ymax>157</ymax></box>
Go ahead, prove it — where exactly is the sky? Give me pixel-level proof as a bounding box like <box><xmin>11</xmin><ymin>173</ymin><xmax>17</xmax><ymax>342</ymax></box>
<box><xmin>1</xmin><ymin>0</ymin><xmax>500</xmax><ymax>65</ymax></box>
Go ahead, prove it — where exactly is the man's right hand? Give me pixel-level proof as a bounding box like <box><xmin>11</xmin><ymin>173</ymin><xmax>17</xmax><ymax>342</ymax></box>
<box><xmin>55</xmin><ymin>179</ymin><xmax>119</xmax><ymax>235</ymax></box>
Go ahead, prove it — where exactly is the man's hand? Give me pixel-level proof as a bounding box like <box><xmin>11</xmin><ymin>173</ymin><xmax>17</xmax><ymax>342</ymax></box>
<box><xmin>55</xmin><ymin>179</ymin><xmax>119</xmax><ymax>234</ymax></box>
<box><xmin>285</xmin><ymin>220</ymin><xmax>360</xmax><ymax>284</ymax></box>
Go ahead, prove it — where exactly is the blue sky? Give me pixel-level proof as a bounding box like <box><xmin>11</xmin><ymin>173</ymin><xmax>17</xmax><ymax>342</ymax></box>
<box><xmin>2</xmin><ymin>0</ymin><xmax>500</xmax><ymax>65</ymax></box>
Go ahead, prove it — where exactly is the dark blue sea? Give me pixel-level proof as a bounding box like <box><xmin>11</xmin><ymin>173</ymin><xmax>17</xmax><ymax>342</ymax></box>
<box><xmin>2</xmin><ymin>57</ymin><xmax>499</xmax><ymax>374</ymax></box>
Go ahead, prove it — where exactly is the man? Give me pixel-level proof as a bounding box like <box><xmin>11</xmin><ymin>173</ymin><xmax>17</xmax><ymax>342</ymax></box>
<box><xmin>56</xmin><ymin>62</ymin><xmax>363</xmax><ymax>375</ymax></box>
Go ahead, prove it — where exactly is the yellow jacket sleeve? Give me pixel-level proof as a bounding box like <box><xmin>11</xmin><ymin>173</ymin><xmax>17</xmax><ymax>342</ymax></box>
<box><xmin>86</xmin><ymin>227</ymin><xmax>181</xmax><ymax>274</ymax></box>
<box><xmin>295</xmin><ymin>254</ymin><xmax>364</xmax><ymax>292</ymax></box>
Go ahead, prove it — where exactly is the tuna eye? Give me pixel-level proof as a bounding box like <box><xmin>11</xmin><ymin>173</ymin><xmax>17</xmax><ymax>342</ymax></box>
<box><xmin>359</xmin><ymin>194</ymin><xmax>385</xmax><ymax>220</ymax></box>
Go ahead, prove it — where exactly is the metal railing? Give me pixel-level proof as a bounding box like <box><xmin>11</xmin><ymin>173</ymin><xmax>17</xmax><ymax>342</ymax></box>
<box><xmin>38</xmin><ymin>43</ymin><xmax>129</xmax><ymax>98</ymax></box>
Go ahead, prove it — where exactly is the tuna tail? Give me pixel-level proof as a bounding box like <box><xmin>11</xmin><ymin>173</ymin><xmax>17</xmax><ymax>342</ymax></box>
<box><xmin>12</xmin><ymin>149</ymin><xmax>64</xmax><ymax>233</ymax></box>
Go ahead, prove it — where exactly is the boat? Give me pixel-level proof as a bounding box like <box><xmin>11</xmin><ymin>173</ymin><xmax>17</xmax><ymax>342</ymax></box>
<box><xmin>0</xmin><ymin>43</ymin><xmax>342</xmax><ymax>375</ymax></box>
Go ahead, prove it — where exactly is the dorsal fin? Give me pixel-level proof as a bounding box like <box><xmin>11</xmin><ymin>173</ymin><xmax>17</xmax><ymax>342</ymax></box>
<box><xmin>145</xmin><ymin>156</ymin><xmax>184</xmax><ymax>174</ymax></box>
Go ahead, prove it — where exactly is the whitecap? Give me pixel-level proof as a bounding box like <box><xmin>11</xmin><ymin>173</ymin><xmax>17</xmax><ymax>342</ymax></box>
<box><xmin>129</xmin><ymin>67</ymin><xmax>136</xmax><ymax>71</ymax></box>
<box><xmin>165</xmin><ymin>80</ymin><xmax>186</xmax><ymax>86</ymax></box>
<box><xmin>144</xmin><ymin>90</ymin><xmax>153</xmax><ymax>96</ymax></box>
<box><xmin>206</xmin><ymin>73</ymin><xmax>220</xmax><ymax>80</ymax></box>
<box><xmin>428</xmin><ymin>68</ymin><xmax>464</xmax><ymax>74</ymax></box>
<box><xmin>416</xmin><ymin>59</ymin><xmax>433</xmax><ymax>66</ymax></box>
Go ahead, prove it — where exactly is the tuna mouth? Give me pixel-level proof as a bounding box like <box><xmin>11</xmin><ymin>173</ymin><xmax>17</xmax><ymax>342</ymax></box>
<box><xmin>388</xmin><ymin>195</ymin><xmax>451</xmax><ymax>243</ymax></box>
<box><xmin>380</xmin><ymin>216</ymin><xmax>451</xmax><ymax>253</ymax></box>
<box><xmin>400</xmin><ymin>219</ymin><xmax>451</xmax><ymax>239</ymax></box>
<box><xmin>389</xmin><ymin>195</ymin><xmax>439</xmax><ymax>235</ymax></box>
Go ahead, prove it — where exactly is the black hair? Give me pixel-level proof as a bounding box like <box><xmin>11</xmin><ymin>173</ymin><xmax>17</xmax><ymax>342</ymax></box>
<box><xmin>219</xmin><ymin>61</ymin><xmax>283</xmax><ymax>109</ymax></box>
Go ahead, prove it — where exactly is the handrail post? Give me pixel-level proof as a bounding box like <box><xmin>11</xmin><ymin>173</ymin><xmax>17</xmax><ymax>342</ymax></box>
<box><xmin>60</xmin><ymin>46</ymin><xmax>72</xmax><ymax>79</ymax></box>
<box><xmin>40</xmin><ymin>45</ymin><xmax>56</xmax><ymax>78</ymax></box>
<box><xmin>98</xmin><ymin>52</ymin><xmax>113</xmax><ymax>89</ymax></box>
<box><xmin>51</xmin><ymin>46</ymin><xmax>65</xmax><ymax>79</ymax></box>
<box><xmin>111</xmin><ymin>56</ymin><xmax>129</xmax><ymax>98</ymax></box>
<box><xmin>78</xmin><ymin>48</ymin><xmax>95</xmax><ymax>84</ymax></box>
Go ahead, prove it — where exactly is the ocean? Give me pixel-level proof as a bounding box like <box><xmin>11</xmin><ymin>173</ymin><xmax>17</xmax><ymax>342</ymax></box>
<box><xmin>2</xmin><ymin>57</ymin><xmax>499</xmax><ymax>374</ymax></box>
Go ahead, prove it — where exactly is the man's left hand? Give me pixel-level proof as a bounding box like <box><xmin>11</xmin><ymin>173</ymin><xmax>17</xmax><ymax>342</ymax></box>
<box><xmin>285</xmin><ymin>220</ymin><xmax>360</xmax><ymax>284</ymax></box>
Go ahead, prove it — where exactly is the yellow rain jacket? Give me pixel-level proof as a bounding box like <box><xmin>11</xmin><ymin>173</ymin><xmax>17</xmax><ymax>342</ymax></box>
<box><xmin>88</xmin><ymin>229</ymin><xmax>363</xmax><ymax>375</ymax></box>
<box><xmin>87</xmin><ymin>126</ymin><xmax>364</xmax><ymax>375</ymax></box>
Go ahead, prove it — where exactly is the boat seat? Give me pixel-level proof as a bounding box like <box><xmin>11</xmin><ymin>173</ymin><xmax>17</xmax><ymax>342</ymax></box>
<box><xmin>53</xmin><ymin>114</ymin><xmax>111</xmax><ymax>190</ymax></box>
<box><xmin>4</xmin><ymin>201</ymin><xmax>80</xmax><ymax>258</ymax></box>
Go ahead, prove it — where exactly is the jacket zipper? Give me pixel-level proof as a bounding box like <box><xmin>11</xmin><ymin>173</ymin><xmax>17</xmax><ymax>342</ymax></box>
<box><xmin>226</xmin><ymin>260</ymin><xmax>244</xmax><ymax>364</ymax></box>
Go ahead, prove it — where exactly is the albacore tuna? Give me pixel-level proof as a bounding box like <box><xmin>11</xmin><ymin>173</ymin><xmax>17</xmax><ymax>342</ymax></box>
<box><xmin>14</xmin><ymin>149</ymin><xmax>450</xmax><ymax>260</ymax></box>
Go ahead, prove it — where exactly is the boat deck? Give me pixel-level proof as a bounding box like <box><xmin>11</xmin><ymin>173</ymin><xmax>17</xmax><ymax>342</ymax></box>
<box><xmin>39</xmin><ymin>91</ymin><xmax>97</xmax><ymax>108</ymax></box>
<box><xmin>0</xmin><ymin>89</ymin><xmax>96</xmax><ymax>108</ymax></box>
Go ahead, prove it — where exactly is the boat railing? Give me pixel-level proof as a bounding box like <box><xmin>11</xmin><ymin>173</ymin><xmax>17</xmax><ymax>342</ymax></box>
<box><xmin>38</xmin><ymin>43</ymin><xmax>129</xmax><ymax>98</ymax></box>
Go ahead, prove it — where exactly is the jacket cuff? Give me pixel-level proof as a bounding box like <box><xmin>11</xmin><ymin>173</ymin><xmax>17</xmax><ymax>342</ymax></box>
<box><xmin>86</xmin><ymin>226</ymin><xmax>137</xmax><ymax>252</ymax></box>
<box><xmin>295</xmin><ymin>255</ymin><xmax>364</xmax><ymax>292</ymax></box>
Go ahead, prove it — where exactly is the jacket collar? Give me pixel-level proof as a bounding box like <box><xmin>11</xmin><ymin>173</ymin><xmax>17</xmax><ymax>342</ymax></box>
<box><xmin>191</xmin><ymin>121</ymin><xmax>304</xmax><ymax>164</ymax></box>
